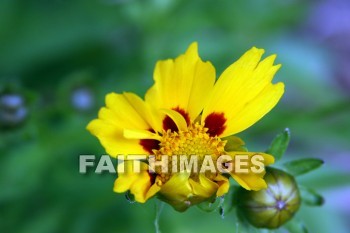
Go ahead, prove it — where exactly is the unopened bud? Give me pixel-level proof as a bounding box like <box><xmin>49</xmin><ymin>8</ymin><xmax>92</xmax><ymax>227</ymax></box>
<box><xmin>237</xmin><ymin>167</ymin><xmax>301</xmax><ymax>229</ymax></box>
<box><xmin>0</xmin><ymin>93</ymin><xmax>28</xmax><ymax>128</ymax></box>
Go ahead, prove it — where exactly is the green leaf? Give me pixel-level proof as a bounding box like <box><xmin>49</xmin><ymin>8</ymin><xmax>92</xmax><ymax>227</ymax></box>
<box><xmin>299</xmin><ymin>186</ymin><xmax>324</xmax><ymax>206</ymax></box>
<box><xmin>283</xmin><ymin>158</ymin><xmax>324</xmax><ymax>176</ymax></box>
<box><xmin>266</xmin><ymin>128</ymin><xmax>290</xmax><ymax>161</ymax></box>
<box><xmin>284</xmin><ymin>219</ymin><xmax>308</xmax><ymax>233</ymax></box>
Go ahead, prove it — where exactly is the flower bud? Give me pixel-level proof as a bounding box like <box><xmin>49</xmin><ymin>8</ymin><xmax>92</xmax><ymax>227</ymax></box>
<box><xmin>71</xmin><ymin>87</ymin><xmax>95</xmax><ymax>111</ymax></box>
<box><xmin>237</xmin><ymin>167</ymin><xmax>300</xmax><ymax>229</ymax></box>
<box><xmin>0</xmin><ymin>93</ymin><xmax>28</xmax><ymax>128</ymax></box>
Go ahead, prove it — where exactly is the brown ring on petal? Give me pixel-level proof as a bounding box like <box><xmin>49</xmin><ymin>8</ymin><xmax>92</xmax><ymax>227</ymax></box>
<box><xmin>139</xmin><ymin>129</ymin><xmax>160</xmax><ymax>154</ymax></box>
<box><xmin>162</xmin><ymin>107</ymin><xmax>190</xmax><ymax>132</ymax></box>
<box><xmin>204</xmin><ymin>112</ymin><xmax>226</xmax><ymax>137</ymax></box>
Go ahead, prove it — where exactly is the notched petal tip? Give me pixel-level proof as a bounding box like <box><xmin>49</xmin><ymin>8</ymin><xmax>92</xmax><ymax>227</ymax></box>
<box><xmin>250</xmin><ymin>46</ymin><xmax>265</xmax><ymax>55</ymax></box>
<box><xmin>274</xmin><ymin>82</ymin><xmax>285</xmax><ymax>94</ymax></box>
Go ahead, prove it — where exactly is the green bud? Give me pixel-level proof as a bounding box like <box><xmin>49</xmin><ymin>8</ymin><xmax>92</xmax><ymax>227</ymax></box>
<box><xmin>237</xmin><ymin>167</ymin><xmax>301</xmax><ymax>229</ymax></box>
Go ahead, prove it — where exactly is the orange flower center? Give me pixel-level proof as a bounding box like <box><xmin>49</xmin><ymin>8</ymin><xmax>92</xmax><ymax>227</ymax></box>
<box><xmin>153</xmin><ymin>123</ymin><xmax>226</xmax><ymax>183</ymax></box>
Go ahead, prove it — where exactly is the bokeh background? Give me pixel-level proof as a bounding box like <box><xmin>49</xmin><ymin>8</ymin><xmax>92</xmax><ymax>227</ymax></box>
<box><xmin>1</xmin><ymin>0</ymin><xmax>350</xmax><ymax>232</ymax></box>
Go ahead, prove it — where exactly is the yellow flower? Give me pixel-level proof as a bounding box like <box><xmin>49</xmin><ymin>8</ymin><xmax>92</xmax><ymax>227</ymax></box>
<box><xmin>87</xmin><ymin>42</ymin><xmax>284</xmax><ymax>212</ymax></box>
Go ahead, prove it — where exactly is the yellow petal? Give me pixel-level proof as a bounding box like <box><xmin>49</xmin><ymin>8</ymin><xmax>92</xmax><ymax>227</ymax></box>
<box><xmin>114</xmin><ymin>161</ymin><xmax>160</xmax><ymax>203</ymax></box>
<box><xmin>145</xmin><ymin>42</ymin><xmax>216</xmax><ymax>122</ymax></box>
<box><xmin>202</xmin><ymin>47</ymin><xmax>284</xmax><ymax>137</ymax></box>
<box><xmin>227</xmin><ymin>152</ymin><xmax>275</xmax><ymax>191</ymax></box>
<box><xmin>87</xmin><ymin>119</ymin><xmax>147</xmax><ymax>156</ymax></box>
<box><xmin>225</xmin><ymin>83</ymin><xmax>284</xmax><ymax>136</ymax></box>
<box><xmin>189</xmin><ymin>174</ymin><xmax>218</xmax><ymax>198</ymax></box>
<box><xmin>123</xmin><ymin>129</ymin><xmax>161</xmax><ymax>140</ymax></box>
<box><xmin>87</xmin><ymin>92</ymin><xmax>162</xmax><ymax>156</ymax></box>
<box><xmin>231</xmin><ymin>172</ymin><xmax>268</xmax><ymax>191</ymax></box>
<box><xmin>130</xmin><ymin>173</ymin><xmax>156</xmax><ymax>203</ymax></box>
<box><xmin>157</xmin><ymin>173</ymin><xmax>195</xmax><ymax>211</ymax></box>
<box><xmin>105</xmin><ymin>93</ymin><xmax>149</xmax><ymax>130</ymax></box>
<box><xmin>257</xmin><ymin>152</ymin><xmax>274</xmax><ymax>166</ymax></box>
<box><xmin>214</xmin><ymin>174</ymin><xmax>230</xmax><ymax>197</ymax></box>
<box><xmin>123</xmin><ymin>92</ymin><xmax>163</xmax><ymax>133</ymax></box>
<box><xmin>159</xmin><ymin>172</ymin><xmax>192</xmax><ymax>201</ymax></box>
<box><xmin>145</xmin><ymin>176</ymin><xmax>162</xmax><ymax>200</ymax></box>
<box><xmin>100</xmin><ymin>92</ymin><xmax>162</xmax><ymax>132</ymax></box>
<box><xmin>161</xmin><ymin>109</ymin><xmax>188</xmax><ymax>131</ymax></box>
<box><xmin>113</xmin><ymin>160</ymin><xmax>147</xmax><ymax>193</ymax></box>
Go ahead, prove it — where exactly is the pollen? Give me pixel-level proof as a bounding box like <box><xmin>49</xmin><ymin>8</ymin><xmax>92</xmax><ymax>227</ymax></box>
<box><xmin>153</xmin><ymin>123</ymin><xmax>226</xmax><ymax>183</ymax></box>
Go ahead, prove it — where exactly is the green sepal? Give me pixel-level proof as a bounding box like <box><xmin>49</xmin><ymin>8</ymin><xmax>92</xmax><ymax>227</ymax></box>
<box><xmin>266</xmin><ymin>128</ymin><xmax>290</xmax><ymax>161</ymax></box>
<box><xmin>284</xmin><ymin>218</ymin><xmax>308</xmax><ymax>233</ymax></box>
<box><xmin>223</xmin><ymin>135</ymin><xmax>248</xmax><ymax>152</ymax></box>
<box><xmin>283</xmin><ymin>158</ymin><xmax>324</xmax><ymax>176</ymax></box>
<box><xmin>196</xmin><ymin>196</ymin><xmax>220</xmax><ymax>212</ymax></box>
<box><xmin>221</xmin><ymin>185</ymin><xmax>239</xmax><ymax>214</ymax></box>
<box><xmin>299</xmin><ymin>185</ymin><xmax>324</xmax><ymax>206</ymax></box>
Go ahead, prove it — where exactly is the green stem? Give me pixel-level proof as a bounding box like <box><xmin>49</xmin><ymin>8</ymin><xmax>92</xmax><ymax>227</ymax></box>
<box><xmin>154</xmin><ymin>201</ymin><xmax>164</xmax><ymax>233</ymax></box>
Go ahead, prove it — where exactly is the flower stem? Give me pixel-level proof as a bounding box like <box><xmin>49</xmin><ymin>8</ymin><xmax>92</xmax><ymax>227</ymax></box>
<box><xmin>154</xmin><ymin>200</ymin><xmax>164</xmax><ymax>233</ymax></box>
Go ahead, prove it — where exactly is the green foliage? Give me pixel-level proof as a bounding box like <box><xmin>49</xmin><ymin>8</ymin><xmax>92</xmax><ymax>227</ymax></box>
<box><xmin>198</xmin><ymin>130</ymin><xmax>325</xmax><ymax>233</ymax></box>
<box><xmin>283</xmin><ymin>159</ymin><xmax>324</xmax><ymax>176</ymax></box>
<box><xmin>299</xmin><ymin>186</ymin><xmax>324</xmax><ymax>206</ymax></box>
<box><xmin>0</xmin><ymin>0</ymin><xmax>349</xmax><ymax>233</ymax></box>
<box><xmin>266</xmin><ymin>128</ymin><xmax>290</xmax><ymax>161</ymax></box>
<box><xmin>284</xmin><ymin>219</ymin><xmax>309</xmax><ymax>233</ymax></box>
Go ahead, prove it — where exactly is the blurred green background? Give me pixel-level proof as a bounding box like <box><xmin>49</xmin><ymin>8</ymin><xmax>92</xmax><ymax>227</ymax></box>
<box><xmin>1</xmin><ymin>0</ymin><xmax>350</xmax><ymax>232</ymax></box>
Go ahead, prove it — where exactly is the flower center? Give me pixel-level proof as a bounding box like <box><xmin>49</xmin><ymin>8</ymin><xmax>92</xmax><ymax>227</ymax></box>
<box><xmin>153</xmin><ymin>123</ymin><xmax>226</xmax><ymax>183</ymax></box>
